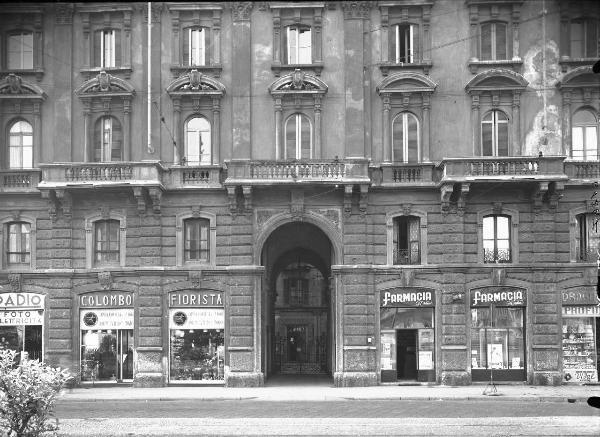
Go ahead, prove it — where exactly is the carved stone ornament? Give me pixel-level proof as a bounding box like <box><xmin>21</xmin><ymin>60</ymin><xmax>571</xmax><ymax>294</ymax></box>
<box><xmin>189</xmin><ymin>271</ymin><xmax>202</xmax><ymax>288</ymax></box>
<box><xmin>281</xmin><ymin>69</ymin><xmax>316</xmax><ymax>91</ymax></box>
<box><xmin>98</xmin><ymin>271</ymin><xmax>112</xmax><ymax>290</ymax></box>
<box><xmin>400</xmin><ymin>269</ymin><xmax>414</xmax><ymax>287</ymax></box>
<box><xmin>232</xmin><ymin>2</ymin><xmax>253</xmax><ymax>22</ymax></box>
<box><xmin>6</xmin><ymin>74</ymin><xmax>23</xmax><ymax>94</ymax></box>
<box><xmin>98</xmin><ymin>71</ymin><xmax>111</xmax><ymax>92</ymax></box>
<box><xmin>491</xmin><ymin>268</ymin><xmax>506</xmax><ymax>286</ymax></box>
<box><xmin>189</xmin><ymin>70</ymin><xmax>202</xmax><ymax>90</ymax></box>
<box><xmin>55</xmin><ymin>3</ymin><xmax>74</xmax><ymax>25</ymax></box>
<box><xmin>342</xmin><ymin>1</ymin><xmax>372</xmax><ymax>20</ymax></box>
<box><xmin>8</xmin><ymin>273</ymin><xmax>22</xmax><ymax>292</ymax></box>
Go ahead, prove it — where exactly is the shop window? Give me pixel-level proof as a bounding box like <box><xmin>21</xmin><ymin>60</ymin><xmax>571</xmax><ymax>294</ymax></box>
<box><xmin>8</xmin><ymin>120</ymin><xmax>33</xmax><ymax>169</ymax></box>
<box><xmin>480</xmin><ymin>22</ymin><xmax>507</xmax><ymax>61</ymax></box>
<box><xmin>93</xmin><ymin>29</ymin><xmax>121</xmax><ymax>69</ymax></box>
<box><xmin>483</xmin><ymin>215</ymin><xmax>511</xmax><ymax>263</ymax></box>
<box><xmin>390</xmin><ymin>24</ymin><xmax>417</xmax><ymax>64</ymax></box>
<box><xmin>93</xmin><ymin>116</ymin><xmax>122</xmax><ymax>162</ymax></box>
<box><xmin>470</xmin><ymin>306</ymin><xmax>525</xmax><ymax>374</ymax></box>
<box><xmin>481</xmin><ymin>110</ymin><xmax>509</xmax><ymax>156</ymax></box>
<box><xmin>6</xmin><ymin>221</ymin><xmax>30</xmax><ymax>266</ymax></box>
<box><xmin>576</xmin><ymin>213</ymin><xmax>600</xmax><ymax>262</ymax></box>
<box><xmin>7</xmin><ymin>32</ymin><xmax>34</xmax><ymax>70</ymax></box>
<box><xmin>570</xmin><ymin>19</ymin><xmax>599</xmax><ymax>59</ymax></box>
<box><xmin>562</xmin><ymin>309</ymin><xmax>599</xmax><ymax>383</ymax></box>
<box><xmin>285</xmin><ymin>113</ymin><xmax>312</xmax><ymax>160</ymax></box>
<box><xmin>184</xmin><ymin>116</ymin><xmax>211</xmax><ymax>165</ymax></box>
<box><xmin>184</xmin><ymin>218</ymin><xmax>210</xmax><ymax>262</ymax></box>
<box><xmin>393</xmin><ymin>216</ymin><xmax>420</xmax><ymax>265</ymax></box>
<box><xmin>94</xmin><ymin>219</ymin><xmax>120</xmax><ymax>266</ymax></box>
<box><xmin>0</xmin><ymin>325</ymin><xmax>42</xmax><ymax>361</ymax></box>
<box><xmin>183</xmin><ymin>27</ymin><xmax>207</xmax><ymax>67</ymax></box>
<box><xmin>392</xmin><ymin>112</ymin><xmax>419</xmax><ymax>163</ymax></box>
<box><xmin>572</xmin><ymin>110</ymin><xmax>598</xmax><ymax>161</ymax></box>
<box><xmin>285</xmin><ymin>26</ymin><xmax>312</xmax><ymax>65</ymax></box>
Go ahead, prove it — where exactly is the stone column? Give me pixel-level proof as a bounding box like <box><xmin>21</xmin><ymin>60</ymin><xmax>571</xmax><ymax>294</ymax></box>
<box><xmin>33</xmin><ymin>102</ymin><xmax>41</xmax><ymax>166</ymax></box>
<box><xmin>342</xmin><ymin>2</ymin><xmax>371</xmax><ymax>158</ymax></box>
<box><xmin>274</xmin><ymin>98</ymin><xmax>282</xmax><ymax>160</ymax></box>
<box><xmin>83</xmin><ymin>102</ymin><xmax>91</xmax><ymax>162</ymax></box>
<box><xmin>562</xmin><ymin>91</ymin><xmax>571</xmax><ymax>156</ymax></box>
<box><xmin>512</xmin><ymin>5</ymin><xmax>520</xmax><ymax>60</ymax></box>
<box><xmin>231</xmin><ymin>2</ymin><xmax>253</xmax><ymax>159</ymax></box>
<box><xmin>212</xmin><ymin>10</ymin><xmax>221</xmax><ymax>66</ymax></box>
<box><xmin>422</xmin><ymin>93</ymin><xmax>431</xmax><ymax>162</ymax></box>
<box><xmin>54</xmin><ymin>5</ymin><xmax>73</xmax><ymax>163</ymax></box>
<box><xmin>172</xmin><ymin>98</ymin><xmax>181</xmax><ymax>163</ymax></box>
<box><xmin>382</xmin><ymin>93</ymin><xmax>391</xmax><ymax>162</ymax></box>
<box><xmin>468</xmin><ymin>5</ymin><xmax>479</xmax><ymax>63</ymax></box>
<box><xmin>471</xmin><ymin>94</ymin><xmax>480</xmax><ymax>156</ymax></box>
<box><xmin>123</xmin><ymin>98</ymin><xmax>131</xmax><ymax>161</ymax></box>
<box><xmin>511</xmin><ymin>91</ymin><xmax>521</xmax><ymax>155</ymax></box>
<box><xmin>212</xmin><ymin>97</ymin><xmax>221</xmax><ymax>164</ymax></box>
<box><xmin>314</xmin><ymin>95</ymin><xmax>322</xmax><ymax>159</ymax></box>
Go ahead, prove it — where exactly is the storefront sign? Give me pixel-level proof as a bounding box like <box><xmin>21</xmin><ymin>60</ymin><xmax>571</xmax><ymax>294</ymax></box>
<box><xmin>563</xmin><ymin>306</ymin><xmax>600</xmax><ymax>317</ymax></box>
<box><xmin>470</xmin><ymin>287</ymin><xmax>526</xmax><ymax>307</ymax></box>
<box><xmin>0</xmin><ymin>293</ymin><xmax>45</xmax><ymax>310</ymax></box>
<box><xmin>561</xmin><ymin>288</ymin><xmax>599</xmax><ymax>305</ymax></box>
<box><xmin>168</xmin><ymin>291</ymin><xmax>223</xmax><ymax>308</ymax></box>
<box><xmin>380</xmin><ymin>288</ymin><xmax>435</xmax><ymax>307</ymax></box>
<box><xmin>168</xmin><ymin>308</ymin><xmax>224</xmax><ymax>330</ymax></box>
<box><xmin>564</xmin><ymin>369</ymin><xmax>598</xmax><ymax>383</ymax></box>
<box><xmin>79</xmin><ymin>292</ymin><xmax>134</xmax><ymax>308</ymax></box>
<box><xmin>0</xmin><ymin>310</ymin><xmax>43</xmax><ymax>326</ymax></box>
<box><xmin>79</xmin><ymin>308</ymin><xmax>134</xmax><ymax>329</ymax></box>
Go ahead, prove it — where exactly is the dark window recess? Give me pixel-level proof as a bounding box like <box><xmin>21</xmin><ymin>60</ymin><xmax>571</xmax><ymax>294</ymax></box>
<box><xmin>393</xmin><ymin>216</ymin><xmax>420</xmax><ymax>265</ymax></box>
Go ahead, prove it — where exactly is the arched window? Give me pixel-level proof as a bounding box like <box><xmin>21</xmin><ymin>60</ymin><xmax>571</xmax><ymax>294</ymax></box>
<box><xmin>482</xmin><ymin>110</ymin><xmax>509</xmax><ymax>156</ymax></box>
<box><xmin>8</xmin><ymin>120</ymin><xmax>33</xmax><ymax>169</ymax></box>
<box><xmin>482</xmin><ymin>215</ymin><xmax>511</xmax><ymax>263</ymax></box>
<box><xmin>7</xmin><ymin>32</ymin><xmax>33</xmax><ymax>70</ymax></box>
<box><xmin>184</xmin><ymin>117</ymin><xmax>211</xmax><ymax>165</ymax></box>
<box><xmin>285</xmin><ymin>25</ymin><xmax>311</xmax><ymax>64</ymax></box>
<box><xmin>392</xmin><ymin>112</ymin><xmax>419</xmax><ymax>163</ymax></box>
<box><xmin>184</xmin><ymin>218</ymin><xmax>210</xmax><ymax>262</ymax></box>
<box><xmin>93</xmin><ymin>116</ymin><xmax>122</xmax><ymax>162</ymax></box>
<box><xmin>480</xmin><ymin>22</ymin><xmax>507</xmax><ymax>60</ymax></box>
<box><xmin>285</xmin><ymin>113</ymin><xmax>312</xmax><ymax>160</ymax></box>
<box><xmin>572</xmin><ymin>110</ymin><xmax>598</xmax><ymax>160</ymax></box>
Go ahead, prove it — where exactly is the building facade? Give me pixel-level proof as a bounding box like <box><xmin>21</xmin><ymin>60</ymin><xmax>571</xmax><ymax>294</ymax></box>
<box><xmin>0</xmin><ymin>0</ymin><xmax>599</xmax><ymax>387</ymax></box>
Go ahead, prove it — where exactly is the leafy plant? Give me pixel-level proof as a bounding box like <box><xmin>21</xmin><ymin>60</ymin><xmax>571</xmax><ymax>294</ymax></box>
<box><xmin>0</xmin><ymin>349</ymin><xmax>71</xmax><ymax>437</ymax></box>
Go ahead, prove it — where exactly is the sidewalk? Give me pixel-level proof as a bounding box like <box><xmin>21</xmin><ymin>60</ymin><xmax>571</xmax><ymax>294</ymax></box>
<box><xmin>59</xmin><ymin>383</ymin><xmax>600</xmax><ymax>403</ymax></box>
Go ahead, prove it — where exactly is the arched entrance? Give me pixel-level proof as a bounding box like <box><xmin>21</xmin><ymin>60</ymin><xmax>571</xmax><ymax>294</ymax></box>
<box><xmin>260</xmin><ymin>221</ymin><xmax>335</xmax><ymax>382</ymax></box>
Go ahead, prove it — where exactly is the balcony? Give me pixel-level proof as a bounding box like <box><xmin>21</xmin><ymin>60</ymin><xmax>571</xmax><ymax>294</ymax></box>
<box><xmin>163</xmin><ymin>165</ymin><xmax>223</xmax><ymax>189</ymax></box>
<box><xmin>393</xmin><ymin>248</ymin><xmax>421</xmax><ymax>265</ymax></box>
<box><xmin>564</xmin><ymin>161</ymin><xmax>600</xmax><ymax>182</ymax></box>
<box><xmin>224</xmin><ymin>159</ymin><xmax>371</xmax><ymax>186</ymax></box>
<box><xmin>38</xmin><ymin>161</ymin><xmax>164</xmax><ymax>190</ymax></box>
<box><xmin>439</xmin><ymin>156</ymin><xmax>567</xmax><ymax>183</ymax></box>
<box><xmin>372</xmin><ymin>163</ymin><xmax>438</xmax><ymax>187</ymax></box>
<box><xmin>0</xmin><ymin>169</ymin><xmax>41</xmax><ymax>193</ymax></box>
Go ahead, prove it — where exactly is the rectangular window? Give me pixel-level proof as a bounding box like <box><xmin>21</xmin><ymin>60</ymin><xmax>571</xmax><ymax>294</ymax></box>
<box><xmin>184</xmin><ymin>218</ymin><xmax>209</xmax><ymax>262</ymax></box>
<box><xmin>94</xmin><ymin>29</ymin><xmax>121</xmax><ymax>68</ymax></box>
<box><xmin>483</xmin><ymin>215</ymin><xmax>511</xmax><ymax>263</ymax></box>
<box><xmin>189</xmin><ymin>28</ymin><xmax>206</xmax><ymax>66</ymax></box>
<box><xmin>481</xmin><ymin>22</ymin><xmax>507</xmax><ymax>60</ymax></box>
<box><xmin>94</xmin><ymin>220</ymin><xmax>120</xmax><ymax>265</ymax></box>
<box><xmin>6</xmin><ymin>222</ymin><xmax>30</xmax><ymax>265</ymax></box>
<box><xmin>571</xmin><ymin>19</ymin><xmax>599</xmax><ymax>58</ymax></box>
<box><xmin>286</xmin><ymin>27</ymin><xmax>311</xmax><ymax>64</ymax></box>
<box><xmin>391</xmin><ymin>24</ymin><xmax>415</xmax><ymax>63</ymax></box>
<box><xmin>7</xmin><ymin>32</ymin><xmax>33</xmax><ymax>70</ymax></box>
<box><xmin>576</xmin><ymin>214</ymin><xmax>600</xmax><ymax>262</ymax></box>
<box><xmin>393</xmin><ymin>216</ymin><xmax>420</xmax><ymax>265</ymax></box>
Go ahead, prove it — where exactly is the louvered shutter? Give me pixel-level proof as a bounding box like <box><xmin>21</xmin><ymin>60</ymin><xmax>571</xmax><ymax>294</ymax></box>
<box><xmin>114</xmin><ymin>29</ymin><xmax>122</xmax><ymax>66</ymax></box>
<box><xmin>93</xmin><ymin>30</ymin><xmax>102</xmax><ymax>67</ymax></box>
<box><xmin>182</xmin><ymin>28</ymin><xmax>190</xmax><ymax>66</ymax></box>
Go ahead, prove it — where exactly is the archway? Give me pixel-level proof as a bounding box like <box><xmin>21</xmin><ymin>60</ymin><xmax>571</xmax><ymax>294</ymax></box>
<box><xmin>260</xmin><ymin>221</ymin><xmax>335</xmax><ymax>383</ymax></box>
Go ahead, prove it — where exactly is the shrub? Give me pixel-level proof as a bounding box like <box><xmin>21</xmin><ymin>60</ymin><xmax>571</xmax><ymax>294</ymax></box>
<box><xmin>0</xmin><ymin>349</ymin><xmax>71</xmax><ymax>437</ymax></box>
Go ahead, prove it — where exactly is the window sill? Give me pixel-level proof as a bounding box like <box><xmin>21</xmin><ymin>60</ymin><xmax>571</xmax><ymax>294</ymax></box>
<box><xmin>80</xmin><ymin>66</ymin><xmax>133</xmax><ymax>80</ymax></box>
<box><xmin>170</xmin><ymin>65</ymin><xmax>223</xmax><ymax>78</ymax></box>
<box><xmin>0</xmin><ymin>68</ymin><xmax>44</xmax><ymax>82</ymax></box>
<box><xmin>379</xmin><ymin>61</ymin><xmax>433</xmax><ymax>76</ymax></box>
<box><xmin>559</xmin><ymin>57</ymin><xmax>598</xmax><ymax>73</ymax></box>
<box><xmin>271</xmin><ymin>62</ymin><xmax>324</xmax><ymax>77</ymax></box>
<box><xmin>468</xmin><ymin>59</ymin><xmax>523</xmax><ymax>74</ymax></box>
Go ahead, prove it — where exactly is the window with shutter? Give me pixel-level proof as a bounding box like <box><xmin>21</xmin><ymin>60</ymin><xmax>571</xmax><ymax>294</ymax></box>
<box><xmin>286</xmin><ymin>26</ymin><xmax>311</xmax><ymax>64</ymax></box>
<box><xmin>392</xmin><ymin>112</ymin><xmax>420</xmax><ymax>163</ymax></box>
<box><xmin>576</xmin><ymin>213</ymin><xmax>600</xmax><ymax>262</ymax></box>
<box><xmin>391</xmin><ymin>24</ymin><xmax>417</xmax><ymax>63</ymax></box>
<box><xmin>393</xmin><ymin>216</ymin><xmax>421</xmax><ymax>265</ymax></box>
<box><xmin>480</xmin><ymin>22</ymin><xmax>508</xmax><ymax>60</ymax></box>
<box><xmin>183</xmin><ymin>28</ymin><xmax>207</xmax><ymax>67</ymax></box>
<box><xmin>94</xmin><ymin>116</ymin><xmax>123</xmax><ymax>162</ymax></box>
<box><xmin>284</xmin><ymin>114</ymin><xmax>312</xmax><ymax>159</ymax></box>
<box><xmin>483</xmin><ymin>215</ymin><xmax>511</xmax><ymax>263</ymax></box>
<box><xmin>6</xmin><ymin>222</ymin><xmax>31</xmax><ymax>265</ymax></box>
<box><xmin>8</xmin><ymin>120</ymin><xmax>33</xmax><ymax>169</ymax></box>
<box><xmin>184</xmin><ymin>117</ymin><xmax>211</xmax><ymax>165</ymax></box>
<box><xmin>94</xmin><ymin>219</ymin><xmax>120</xmax><ymax>265</ymax></box>
<box><xmin>481</xmin><ymin>110</ymin><xmax>509</xmax><ymax>156</ymax></box>
<box><xmin>7</xmin><ymin>32</ymin><xmax>33</xmax><ymax>70</ymax></box>
<box><xmin>572</xmin><ymin>110</ymin><xmax>599</xmax><ymax>160</ymax></box>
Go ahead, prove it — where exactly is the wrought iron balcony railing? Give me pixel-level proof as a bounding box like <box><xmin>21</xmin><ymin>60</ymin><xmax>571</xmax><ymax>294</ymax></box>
<box><xmin>163</xmin><ymin>165</ymin><xmax>223</xmax><ymax>189</ymax></box>
<box><xmin>440</xmin><ymin>156</ymin><xmax>567</xmax><ymax>182</ymax></box>
<box><xmin>393</xmin><ymin>248</ymin><xmax>421</xmax><ymax>265</ymax></box>
<box><xmin>483</xmin><ymin>248</ymin><xmax>511</xmax><ymax>263</ymax></box>
<box><xmin>374</xmin><ymin>163</ymin><xmax>438</xmax><ymax>186</ymax></box>
<box><xmin>0</xmin><ymin>169</ymin><xmax>41</xmax><ymax>193</ymax></box>
<box><xmin>577</xmin><ymin>248</ymin><xmax>599</xmax><ymax>263</ymax></box>
<box><xmin>224</xmin><ymin>159</ymin><xmax>371</xmax><ymax>185</ymax></box>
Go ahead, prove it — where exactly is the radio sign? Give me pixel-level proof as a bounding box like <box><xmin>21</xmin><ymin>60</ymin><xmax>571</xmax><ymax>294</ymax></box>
<box><xmin>0</xmin><ymin>293</ymin><xmax>45</xmax><ymax>310</ymax></box>
<box><xmin>380</xmin><ymin>288</ymin><xmax>435</xmax><ymax>307</ymax></box>
<box><xmin>470</xmin><ymin>287</ymin><xmax>526</xmax><ymax>307</ymax></box>
<box><xmin>79</xmin><ymin>292</ymin><xmax>134</xmax><ymax>308</ymax></box>
<box><xmin>169</xmin><ymin>290</ymin><xmax>223</xmax><ymax>308</ymax></box>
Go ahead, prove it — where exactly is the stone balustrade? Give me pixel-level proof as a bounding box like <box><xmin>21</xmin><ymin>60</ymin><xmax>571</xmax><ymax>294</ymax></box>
<box><xmin>440</xmin><ymin>156</ymin><xmax>567</xmax><ymax>182</ymax></box>
<box><xmin>0</xmin><ymin>169</ymin><xmax>41</xmax><ymax>193</ymax></box>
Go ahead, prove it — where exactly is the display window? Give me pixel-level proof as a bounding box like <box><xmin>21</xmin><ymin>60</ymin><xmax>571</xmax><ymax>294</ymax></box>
<box><xmin>167</xmin><ymin>291</ymin><xmax>225</xmax><ymax>384</ymax></box>
<box><xmin>470</xmin><ymin>306</ymin><xmax>525</xmax><ymax>380</ymax></box>
<box><xmin>379</xmin><ymin>289</ymin><xmax>436</xmax><ymax>383</ymax></box>
<box><xmin>562</xmin><ymin>307</ymin><xmax>599</xmax><ymax>383</ymax></box>
<box><xmin>0</xmin><ymin>292</ymin><xmax>45</xmax><ymax>361</ymax></box>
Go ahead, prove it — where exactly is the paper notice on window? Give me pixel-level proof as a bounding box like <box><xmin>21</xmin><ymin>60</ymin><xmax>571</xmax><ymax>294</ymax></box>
<box><xmin>418</xmin><ymin>350</ymin><xmax>433</xmax><ymax>370</ymax></box>
<box><xmin>487</xmin><ymin>343</ymin><xmax>504</xmax><ymax>369</ymax></box>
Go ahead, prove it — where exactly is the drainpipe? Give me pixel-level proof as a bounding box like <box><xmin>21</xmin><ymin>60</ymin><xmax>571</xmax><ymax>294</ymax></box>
<box><xmin>147</xmin><ymin>2</ymin><xmax>154</xmax><ymax>154</ymax></box>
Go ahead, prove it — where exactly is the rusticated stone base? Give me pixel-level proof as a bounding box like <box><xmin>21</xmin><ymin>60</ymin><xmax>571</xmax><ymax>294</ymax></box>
<box><xmin>225</xmin><ymin>372</ymin><xmax>264</xmax><ymax>387</ymax></box>
<box><xmin>532</xmin><ymin>371</ymin><xmax>562</xmax><ymax>386</ymax></box>
<box><xmin>133</xmin><ymin>372</ymin><xmax>164</xmax><ymax>388</ymax></box>
<box><xmin>334</xmin><ymin>371</ymin><xmax>378</xmax><ymax>387</ymax></box>
<box><xmin>440</xmin><ymin>371</ymin><xmax>470</xmax><ymax>386</ymax></box>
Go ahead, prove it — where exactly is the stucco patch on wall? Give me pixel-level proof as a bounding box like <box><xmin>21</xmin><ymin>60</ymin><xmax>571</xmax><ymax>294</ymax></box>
<box><xmin>524</xmin><ymin>105</ymin><xmax>561</xmax><ymax>156</ymax></box>
<box><xmin>523</xmin><ymin>40</ymin><xmax>560</xmax><ymax>96</ymax></box>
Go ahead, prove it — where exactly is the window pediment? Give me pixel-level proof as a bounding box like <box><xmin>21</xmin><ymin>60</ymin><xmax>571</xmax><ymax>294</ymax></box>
<box><xmin>166</xmin><ymin>70</ymin><xmax>225</xmax><ymax>97</ymax></box>
<box><xmin>465</xmin><ymin>68</ymin><xmax>527</xmax><ymax>94</ymax></box>
<box><xmin>269</xmin><ymin>69</ymin><xmax>328</xmax><ymax>96</ymax></box>
<box><xmin>75</xmin><ymin>71</ymin><xmax>135</xmax><ymax>98</ymax></box>
<box><xmin>558</xmin><ymin>66</ymin><xmax>600</xmax><ymax>90</ymax></box>
<box><xmin>0</xmin><ymin>73</ymin><xmax>46</xmax><ymax>100</ymax></box>
<box><xmin>377</xmin><ymin>72</ymin><xmax>437</xmax><ymax>95</ymax></box>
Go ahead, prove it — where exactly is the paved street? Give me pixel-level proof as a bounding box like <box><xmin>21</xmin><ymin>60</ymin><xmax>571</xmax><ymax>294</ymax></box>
<box><xmin>55</xmin><ymin>400</ymin><xmax>600</xmax><ymax>436</ymax></box>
